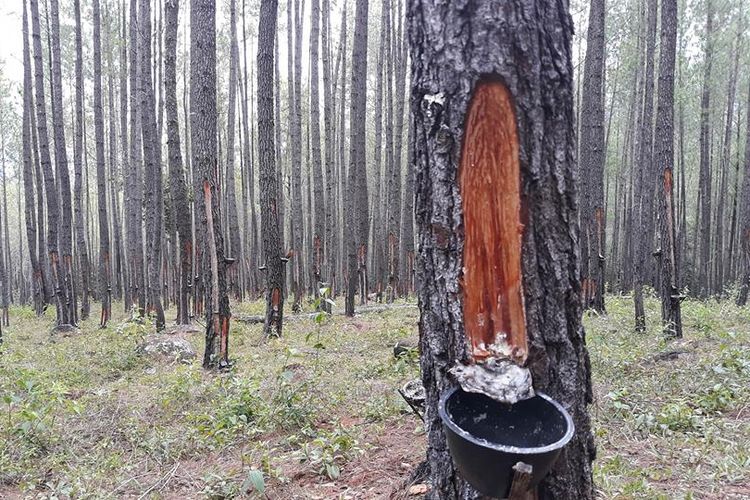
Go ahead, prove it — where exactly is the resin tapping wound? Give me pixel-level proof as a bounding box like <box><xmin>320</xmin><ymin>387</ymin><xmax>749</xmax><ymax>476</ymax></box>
<box><xmin>459</xmin><ymin>81</ymin><xmax>527</xmax><ymax>363</ymax></box>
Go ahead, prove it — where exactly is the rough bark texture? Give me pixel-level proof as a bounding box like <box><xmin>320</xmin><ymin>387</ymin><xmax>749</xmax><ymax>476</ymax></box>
<box><xmin>73</xmin><ymin>0</ymin><xmax>90</xmax><ymax>320</ymax></box>
<box><xmin>93</xmin><ymin>0</ymin><xmax>112</xmax><ymax>327</ymax></box>
<box><xmin>166</xmin><ymin>0</ymin><xmax>192</xmax><ymax>325</ymax></box>
<box><xmin>408</xmin><ymin>0</ymin><xmax>595</xmax><ymax>498</ymax></box>
<box><xmin>30</xmin><ymin>0</ymin><xmax>65</xmax><ymax>325</ymax></box>
<box><xmin>578</xmin><ymin>0</ymin><xmax>606</xmax><ymax>313</ymax></box>
<box><xmin>344</xmin><ymin>0</ymin><xmax>368</xmax><ymax>316</ymax></box>
<box><xmin>226</xmin><ymin>0</ymin><xmax>243</xmax><ymax>299</ymax></box>
<box><xmin>258</xmin><ymin>0</ymin><xmax>285</xmax><ymax>337</ymax></box>
<box><xmin>191</xmin><ymin>0</ymin><xmax>231</xmax><ymax>368</ymax></box>
<box><xmin>140</xmin><ymin>0</ymin><xmax>166</xmax><ymax>330</ymax></box>
<box><xmin>22</xmin><ymin>0</ymin><xmax>43</xmax><ymax>315</ymax></box>
<box><xmin>50</xmin><ymin>0</ymin><xmax>76</xmax><ymax>325</ymax></box>
<box><xmin>737</xmin><ymin>80</ymin><xmax>750</xmax><ymax>306</ymax></box>
<box><xmin>290</xmin><ymin>0</ymin><xmax>305</xmax><ymax>311</ymax></box>
<box><xmin>310</xmin><ymin>0</ymin><xmax>325</xmax><ymax>294</ymax></box>
<box><xmin>633</xmin><ymin>0</ymin><xmax>657</xmax><ymax>332</ymax></box>
<box><xmin>655</xmin><ymin>0</ymin><xmax>682</xmax><ymax>337</ymax></box>
<box><xmin>697</xmin><ymin>0</ymin><xmax>714</xmax><ymax>298</ymax></box>
<box><xmin>128</xmin><ymin>0</ymin><xmax>145</xmax><ymax>317</ymax></box>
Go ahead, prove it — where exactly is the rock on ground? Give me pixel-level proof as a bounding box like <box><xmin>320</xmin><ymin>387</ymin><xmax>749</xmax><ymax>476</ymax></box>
<box><xmin>136</xmin><ymin>334</ymin><xmax>196</xmax><ymax>363</ymax></box>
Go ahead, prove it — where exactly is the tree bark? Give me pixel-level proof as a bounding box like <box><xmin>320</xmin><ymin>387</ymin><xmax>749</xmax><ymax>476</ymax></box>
<box><xmin>192</xmin><ymin>0</ymin><xmax>231</xmax><ymax>368</ymax></box>
<box><xmin>166</xmin><ymin>0</ymin><xmax>193</xmax><ymax>325</ymax></box>
<box><xmin>22</xmin><ymin>0</ymin><xmax>44</xmax><ymax>315</ymax></box>
<box><xmin>344</xmin><ymin>0</ymin><xmax>368</xmax><ymax>316</ymax></box>
<box><xmin>578</xmin><ymin>0</ymin><xmax>606</xmax><ymax>314</ymax></box>
<box><xmin>226</xmin><ymin>0</ymin><xmax>243</xmax><ymax>299</ymax></box>
<box><xmin>633</xmin><ymin>0</ymin><xmax>657</xmax><ymax>332</ymax></box>
<box><xmin>408</xmin><ymin>0</ymin><xmax>596</xmax><ymax>497</ymax></box>
<box><xmin>258</xmin><ymin>0</ymin><xmax>285</xmax><ymax>337</ymax></box>
<box><xmin>140</xmin><ymin>0</ymin><xmax>166</xmax><ymax>330</ymax></box>
<box><xmin>696</xmin><ymin>0</ymin><xmax>714</xmax><ymax>298</ymax></box>
<box><xmin>736</xmin><ymin>79</ymin><xmax>750</xmax><ymax>305</ymax></box>
<box><xmin>654</xmin><ymin>0</ymin><xmax>682</xmax><ymax>337</ymax></box>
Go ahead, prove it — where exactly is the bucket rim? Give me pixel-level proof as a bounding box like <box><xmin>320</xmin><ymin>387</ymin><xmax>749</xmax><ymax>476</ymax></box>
<box><xmin>438</xmin><ymin>385</ymin><xmax>575</xmax><ymax>455</ymax></box>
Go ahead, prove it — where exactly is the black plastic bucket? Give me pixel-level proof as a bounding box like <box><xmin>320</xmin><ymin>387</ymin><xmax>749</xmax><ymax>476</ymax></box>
<box><xmin>438</xmin><ymin>386</ymin><xmax>574</xmax><ymax>498</ymax></box>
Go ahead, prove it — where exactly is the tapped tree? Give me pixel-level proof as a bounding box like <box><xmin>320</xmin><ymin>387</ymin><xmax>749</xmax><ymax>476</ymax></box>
<box><xmin>257</xmin><ymin>0</ymin><xmax>285</xmax><ymax>337</ymax></box>
<box><xmin>192</xmin><ymin>0</ymin><xmax>231</xmax><ymax>368</ymax></box>
<box><xmin>409</xmin><ymin>0</ymin><xmax>595</xmax><ymax>497</ymax></box>
<box><xmin>579</xmin><ymin>0</ymin><xmax>606</xmax><ymax>313</ymax></box>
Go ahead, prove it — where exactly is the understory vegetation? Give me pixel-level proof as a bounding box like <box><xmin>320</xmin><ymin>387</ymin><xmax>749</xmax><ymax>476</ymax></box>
<box><xmin>0</xmin><ymin>294</ymin><xmax>748</xmax><ymax>498</ymax></box>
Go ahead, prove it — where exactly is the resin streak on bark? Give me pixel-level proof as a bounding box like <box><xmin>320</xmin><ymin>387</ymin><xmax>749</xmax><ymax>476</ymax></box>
<box><xmin>459</xmin><ymin>82</ymin><xmax>526</xmax><ymax>363</ymax></box>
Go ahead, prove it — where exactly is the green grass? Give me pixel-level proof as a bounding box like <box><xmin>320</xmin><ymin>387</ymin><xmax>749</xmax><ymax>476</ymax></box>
<box><xmin>0</xmin><ymin>293</ymin><xmax>748</xmax><ymax>498</ymax></box>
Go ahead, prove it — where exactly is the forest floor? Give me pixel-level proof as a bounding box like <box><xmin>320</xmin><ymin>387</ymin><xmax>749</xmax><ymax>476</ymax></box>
<box><xmin>0</xmin><ymin>293</ymin><xmax>748</xmax><ymax>499</ymax></box>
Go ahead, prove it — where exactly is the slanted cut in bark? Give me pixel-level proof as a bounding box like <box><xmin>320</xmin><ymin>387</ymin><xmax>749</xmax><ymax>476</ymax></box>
<box><xmin>459</xmin><ymin>82</ymin><xmax>527</xmax><ymax>364</ymax></box>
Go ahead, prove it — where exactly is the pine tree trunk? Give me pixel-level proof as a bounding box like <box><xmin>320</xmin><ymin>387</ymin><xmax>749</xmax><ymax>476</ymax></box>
<box><xmin>579</xmin><ymin>0</ymin><xmax>606</xmax><ymax>314</ymax></box>
<box><xmin>22</xmin><ymin>0</ymin><xmax>44</xmax><ymax>315</ymax></box>
<box><xmin>409</xmin><ymin>0</ymin><xmax>596</xmax><ymax>497</ymax></box>
<box><xmin>226</xmin><ymin>0</ymin><xmax>243</xmax><ymax>299</ymax></box>
<box><xmin>129</xmin><ymin>0</ymin><xmax>146</xmax><ymax>317</ymax></box>
<box><xmin>30</xmin><ymin>0</ymin><xmax>67</xmax><ymax>326</ymax></box>
<box><xmin>736</xmin><ymin>80</ymin><xmax>750</xmax><ymax>306</ymax></box>
<box><xmin>321</xmin><ymin>0</ymin><xmax>334</xmax><ymax>299</ymax></box>
<box><xmin>140</xmin><ymin>0</ymin><xmax>166</xmax><ymax>330</ymax></box>
<box><xmin>258</xmin><ymin>0</ymin><xmax>285</xmax><ymax>337</ymax></box>
<box><xmin>93</xmin><ymin>0</ymin><xmax>111</xmax><ymax>327</ymax></box>
<box><xmin>697</xmin><ymin>0</ymin><xmax>714</xmax><ymax>298</ymax></box>
<box><xmin>655</xmin><ymin>0</ymin><xmax>682</xmax><ymax>337</ymax></box>
<box><xmin>290</xmin><ymin>0</ymin><xmax>305</xmax><ymax>310</ymax></box>
<box><xmin>633</xmin><ymin>0</ymin><xmax>657</xmax><ymax>332</ymax></box>
<box><xmin>49</xmin><ymin>0</ymin><xmax>76</xmax><ymax>325</ymax></box>
<box><xmin>309</xmin><ymin>0</ymin><xmax>325</xmax><ymax>298</ymax></box>
<box><xmin>344</xmin><ymin>0</ymin><xmax>368</xmax><ymax>316</ymax></box>
<box><xmin>119</xmin><ymin>0</ymin><xmax>131</xmax><ymax>313</ymax></box>
<box><xmin>166</xmin><ymin>0</ymin><xmax>193</xmax><ymax>325</ymax></box>
<box><xmin>192</xmin><ymin>0</ymin><xmax>231</xmax><ymax>368</ymax></box>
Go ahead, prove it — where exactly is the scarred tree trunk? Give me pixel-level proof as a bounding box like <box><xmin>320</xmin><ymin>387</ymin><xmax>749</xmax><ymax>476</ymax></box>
<box><xmin>655</xmin><ymin>0</ymin><xmax>682</xmax><ymax>337</ymax></box>
<box><xmin>258</xmin><ymin>0</ymin><xmax>285</xmax><ymax>337</ymax></box>
<box><xmin>166</xmin><ymin>0</ymin><xmax>192</xmax><ymax>324</ymax></box>
<box><xmin>633</xmin><ymin>0</ymin><xmax>657</xmax><ymax>332</ymax></box>
<box><xmin>409</xmin><ymin>0</ymin><xmax>595</xmax><ymax>497</ymax></box>
<box><xmin>192</xmin><ymin>0</ymin><xmax>231</xmax><ymax>368</ymax></box>
<box><xmin>579</xmin><ymin>0</ymin><xmax>606</xmax><ymax>313</ymax></box>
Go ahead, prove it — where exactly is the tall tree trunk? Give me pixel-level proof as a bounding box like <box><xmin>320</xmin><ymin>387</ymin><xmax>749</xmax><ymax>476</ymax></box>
<box><xmin>321</xmin><ymin>0</ymin><xmax>334</xmax><ymax>298</ymax></box>
<box><xmin>371</xmin><ymin>0</ymin><xmax>387</xmax><ymax>300</ymax></box>
<box><xmin>344</xmin><ymin>0</ymin><xmax>368</xmax><ymax>316</ymax></box>
<box><xmin>30</xmin><ymin>0</ymin><xmax>66</xmax><ymax>326</ymax></box>
<box><xmin>633</xmin><ymin>0</ymin><xmax>657</xmax><ymax>332</ymax></box>
<box><xmin>736</xmin><ymin>79</ymin><xmax>750</xmax><ymax>306</ymax></box>
<box><xmin>73</xmin><ymin>0</ymin><xmax>91</xmax><ymax>320</ymax></box>
<box><xmin>226</xmin><ymin>0</ymin><xmax>243</xmax><ymax>299</ymax></box>
<box><xmin>697</xmin><ymin>0</ymin><xmax>714</xmax><ymax>298</ymax></box>
<box><xmin>409</xmin><ymin>0</ymin><xmax>595</xmax><ymax>497</ymax></box>
<box><xmin>140</xmin><ymin>0</ymin><xmax>166</xmax><ymax>330</ymax></box>
<box><xmin>579</xmin><ymin>0</ymin><xmax>606</xmax><ymax>313</ymax></box>
<box><xmin>192</xmin><ymin>0</ymin><xmax>231</xmax><ymax>368</ymax></box>
<box><xmin>22</xmin><ymin>0</ymin><xmax>44</xmax><ymax>315</ymax></box>
<box><xmin>129</xmin><ymin>0</ymin><xmax>146</xmax><ymax>317</ymax></box>
<box><xmin>398</xmin><ymin>115</ymin><xmax>415</xmax><ymax>296</ymax></box>
<box><xmin>290</xmin><ymin>0</ymin><xmax>305</xmax><ymax>310</ymax></box>
<box><xmin>166</xmin><ymin>0</ymin><xmax>192</xmax><ymax>325</ymax></box>
<box><xmin>310</xmin><ymin>0</ymin><xmax>325</xmax><ymax>299</ymax></box>
<box><xmin>119</xmin><ymin>0</ymin><xmax>131</xmax><ymax>312</ymax></box>
<box><xmin>49</xmin><ymin>0</ymin><xmax>76</xmax><ymax>325</ymax></box>
<box><xmin>93</xmin><ymin>0</ymin><xmax>112</xmax><ymax>327</ymax></box>
<box><xmin>258</xmin><ymin>0</ymin><xmax>285</xmax><ymax>337</ymax></box>
<box><xmin>655</xmin><ymin>0</ymin><xmax>682</xmax><ymax>337</ymax></box>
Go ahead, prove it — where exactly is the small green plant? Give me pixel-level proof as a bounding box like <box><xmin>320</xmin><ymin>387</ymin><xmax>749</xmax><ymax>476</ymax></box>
<box><xmin>294</xmin><ymin>425</ymin><xmax>363</xmax><ymax>479</ymax></box>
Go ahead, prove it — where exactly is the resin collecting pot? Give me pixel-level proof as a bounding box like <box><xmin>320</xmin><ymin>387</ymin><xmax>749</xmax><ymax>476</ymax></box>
<box><xmin>438</xmin><ymin>386</ymin><xmax>574</xmax><ymax>498</ymax></box>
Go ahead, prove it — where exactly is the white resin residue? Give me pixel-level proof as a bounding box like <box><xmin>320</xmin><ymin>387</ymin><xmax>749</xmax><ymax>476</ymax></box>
<box><xmin>450</xmin><ymin>358</ymin><xmax>534</xmax><ymax>404</ymax></box>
